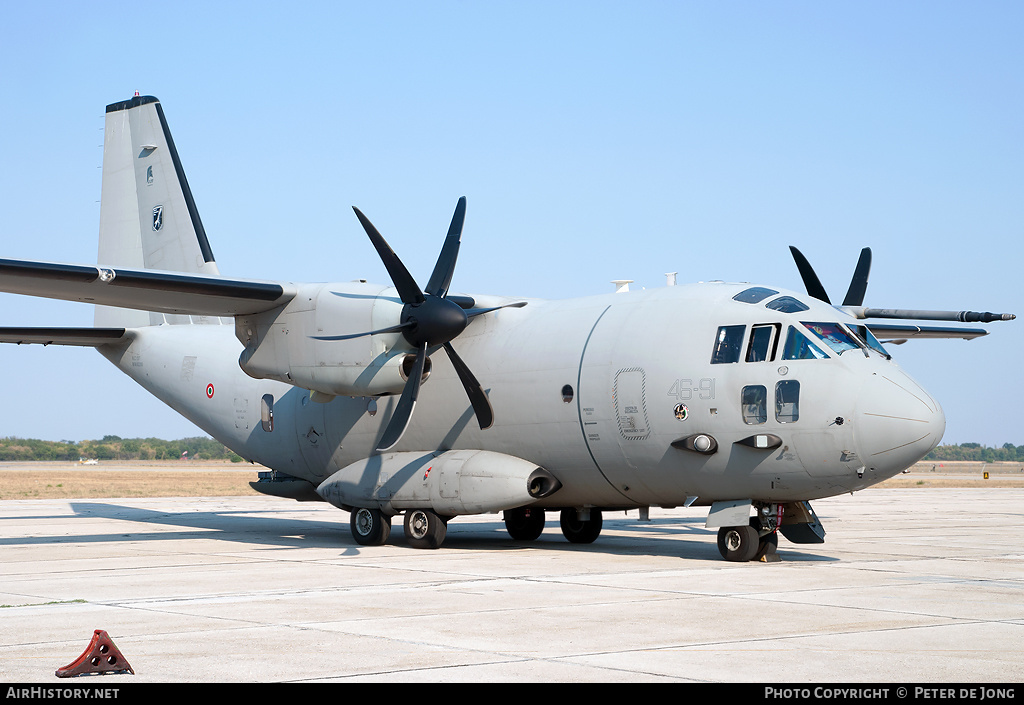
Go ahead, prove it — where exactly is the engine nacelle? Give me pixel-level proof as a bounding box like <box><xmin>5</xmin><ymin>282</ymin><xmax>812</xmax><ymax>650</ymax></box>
<box><xmin>236</xmin><ymin>281</ymin><xmax>421</xmax><ymax>397</ymax></box>
<box><xmin>316</xmin><ymin>449</ymin><xmax>562</xmax><ymax>516</ymax></box>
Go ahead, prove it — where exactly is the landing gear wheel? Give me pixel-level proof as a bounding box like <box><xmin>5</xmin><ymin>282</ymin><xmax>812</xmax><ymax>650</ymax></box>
<box><xmin>350</xmin><ymin>507</ymin><xmax>391</xmax><ymax>546</ymax></box>
<box><xmin>404</xmin><ymin>508</ymin><xmax>447</xmax><ymax>549</ymax></box>
<box><xmin>717</xmin><ymin>524</ymin><xmax>759</xmax><ymax>562</ymax></box>
<box><xmin>504</xmin><ymin>507</ymin><xmax>546</xmax><ymax>541</ymax></box>
<box><xmin>751</xmin><ymin>518</ymin><xmax>779</xmax><ymax>561</ymax></box>
<box><xmin>559</xmin><ymin>508</ymin><xmax>603</xmax><ymax>544</ymax></box>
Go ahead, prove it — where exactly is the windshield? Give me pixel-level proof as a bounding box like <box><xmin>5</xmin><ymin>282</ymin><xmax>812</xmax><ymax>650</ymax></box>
<box><xmin>852</xmin><ymin>324</ymin><xmax>891</xmax><ymax>358</ymax></box>
<box><xmin>801</xmin><ymin>322</ymin><xmax>863</xmax><ymax>356</ymax></box>
<box><xmin>782</xmin><ymin>326</ymin><xmax>829</xmax><ymax>360</ymax></box>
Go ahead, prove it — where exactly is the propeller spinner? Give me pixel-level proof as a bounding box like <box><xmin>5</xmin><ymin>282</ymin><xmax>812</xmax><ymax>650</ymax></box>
<box><xmin>316</xmin><ymin>197</ymin><xmax>524</xmax><ymax>452</ymax></box>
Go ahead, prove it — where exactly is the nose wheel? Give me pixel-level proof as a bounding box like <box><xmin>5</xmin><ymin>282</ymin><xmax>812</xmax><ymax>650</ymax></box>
<box><xmin>717</xmin><ymin>518</ymin><xmax>779</xmax><ymax>562</ymax></box>
<box><xmin>717</xmin><ymin>524</ymin><xmax>759</xmax><ymax>561</ymax></box>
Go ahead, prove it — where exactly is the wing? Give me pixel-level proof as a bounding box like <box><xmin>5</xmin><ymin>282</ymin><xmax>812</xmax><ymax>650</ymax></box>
<box><xmin>866</xmin><ymin>323</ymin><xmax>988</xmax><ymax>341</ymax></box>
<box><xmin>0</xmin><ymin>327</ymin><xmax>129</xmax><ymax>347</ymax></box>
<box><xmin>0</xmin><ymin>258</ymin><xmax>295</xmax><ymax>317</ymax></box>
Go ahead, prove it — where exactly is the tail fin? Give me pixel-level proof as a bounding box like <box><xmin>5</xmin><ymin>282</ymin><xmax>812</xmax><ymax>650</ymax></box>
<box><xmin>95</xmin><ymin>95</ymin><xmax>222</xmax><ymax>327</ymax></box>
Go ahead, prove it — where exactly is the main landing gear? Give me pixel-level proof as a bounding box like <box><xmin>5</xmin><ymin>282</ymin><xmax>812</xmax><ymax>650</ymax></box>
<box><xmin>350</xmin><ymin>507</ymin><xmax>391</xmax><ymax>546</ymax></box>
<box><xmin>502</xmin><ymin>507</ymin><xmax>605</xmax><ymax>544</ymax></box>
<box><xmin>348</xmin><ymin>507</ymin><xmax>449</xmax><ymax>548</ymax></box>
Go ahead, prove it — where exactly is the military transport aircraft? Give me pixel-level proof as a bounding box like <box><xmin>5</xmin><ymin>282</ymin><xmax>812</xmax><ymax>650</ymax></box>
<box><xmin>0</xmin><ymin>96</ymin><xmax>1015</xmax><ymax>561</ymax></box>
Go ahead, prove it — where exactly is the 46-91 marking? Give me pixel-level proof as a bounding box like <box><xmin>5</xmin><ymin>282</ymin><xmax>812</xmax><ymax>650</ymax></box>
<box><xmin>667</xmin><ymin>378</ymin><xmax>715</xmax><ymax>401</ymax></box>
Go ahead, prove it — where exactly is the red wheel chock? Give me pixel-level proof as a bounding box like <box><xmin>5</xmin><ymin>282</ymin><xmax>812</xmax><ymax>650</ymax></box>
<box><xmin>55</xmin><ymin>630</ymin><xmax>134</xmax><ymax>678</ymax></box>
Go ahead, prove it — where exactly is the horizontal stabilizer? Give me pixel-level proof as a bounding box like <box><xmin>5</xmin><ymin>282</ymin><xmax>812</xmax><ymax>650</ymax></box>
<box><xmin>0</xmin><ymin>258</ymin><xmax>295</xmax><ymax>317</ymax></box>
<box><xmin>866</xmin><ymin>323</ymin><xmax>988</xmax><ymax>341</ymax></box>
<box><xmin>0</xmin><ymin>327</ymin><xmax>129</xmax><ymax>347</ymax></box>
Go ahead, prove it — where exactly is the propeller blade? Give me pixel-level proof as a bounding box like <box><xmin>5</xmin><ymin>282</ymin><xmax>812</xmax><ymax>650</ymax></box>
<box><xmin>464</xmin><ymin>301</ymin><xmax>528</xmax><ymax>319</ymax></box>
<box><xmin>789</xmin><ymin>246</ymin><xmax>831</xmax><ymax>304</ymax></box>
<box><xmin>842</xmin><ymin>247</ymin><xmax>872</xmax><ymax>307</ymax></box>
<box><xmin>443</xmin><ymin>341</ymin><xmax>494</xmax><ymax>430</ymax></box>
<box><xmin>425</xmin><ymin>196</ymin><xmax>466</xmax><ymax>298</ymax></box>
<box><xmin>311</xmin><ymin>321</ymin><xmax>413</xmax><ymax>341</ymax></box>
<box><xmin>376</xmin><ymin>343</ymin><xmax>427</xmax><ymax>452</ymax></box>
<box><xmin>352</xmin><ymin>207</ymin><xmax>424</xmax><ymax>305</ymax></box>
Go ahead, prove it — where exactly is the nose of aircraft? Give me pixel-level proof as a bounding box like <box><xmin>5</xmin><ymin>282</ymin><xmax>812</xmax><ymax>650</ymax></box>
<box><xmin>856</xmin><ymin>368</ymin><xmax>945</xmax><ymax>478</ymax></box>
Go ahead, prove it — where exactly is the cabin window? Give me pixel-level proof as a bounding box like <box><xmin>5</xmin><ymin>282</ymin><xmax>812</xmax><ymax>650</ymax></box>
<box><xmin>781</xmin><ymin>326</ymin><xmax>828</xmax><ymax>360</ymax></box>
<box><xmin>802</xmin><ymin>322</ymin><xmax>862</xmax><ymax>356</ymax></box>
<box><xmin>561</xmin><ymin>384</ymin><xmax>574</xmax><ymax>403</ymax></box>
<box><xmin>745</xmin><ymin>323</ymin><xmax>781</xmax><ymax>362</ymax></box>
<box><xmin>711</xmin><ymin>325</ymin><xmax>745</xmax><ymax>364</ymax></box>
<box><xmin>741</xmin><ymin>385</ymin><xmax>767</xmax><ymax>425</ymax></box>
<box><xmin>765</xmin><ymin>296</ymin><xmax>810</xmax><ymax>313</ymax></box>
<box><xmin>775</xmin><ymin>380</ymin><xmax>800</xmax><ymax>423</ymax></box>
<box><xmin>733</xmin><ymin>287</ymin><xmax>778</xmax><ymax>304</ymax></box>
<box><xmin>261</xmin><ymin>394</ymin><xmax>274</xmax><ymax>432</ymax></box>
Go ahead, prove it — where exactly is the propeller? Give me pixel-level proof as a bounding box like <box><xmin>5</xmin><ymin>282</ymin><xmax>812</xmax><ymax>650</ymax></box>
<box><xmin>788</xmin><ymin>246</ymin><xmax>1015</xmax><ymax>338</ymax></box>
<box><xmin>789</xmin><ymin>246</ymin><xmax>872</xmax><ymax>307</ymax></box>
<box><xmin>316</xmin><ymin>197</ymin><xmax>525</xmax><ymax>452</ymax></box>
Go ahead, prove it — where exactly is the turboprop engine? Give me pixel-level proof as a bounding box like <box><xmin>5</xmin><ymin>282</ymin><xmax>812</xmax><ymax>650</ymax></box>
<box><xmin>316</xmin><ymin>450</ymin><xmax>562</xmax><ymax>516</ymax></box>
<box><xmin>237</xmin><ymin>198</ymin><xmax>526</xmax><ymax>450</ymax></box>
<box><xmin>236</xmin><ymin>280</ymin><xmax>417</xmax><ymax>398</ymax></box>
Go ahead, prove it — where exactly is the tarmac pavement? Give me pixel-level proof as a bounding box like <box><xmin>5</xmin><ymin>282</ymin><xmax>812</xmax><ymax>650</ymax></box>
<box><xmin>1</xmin><ymin>488</ymin><xmax>1023</xmax><ymax>683</ymax></box>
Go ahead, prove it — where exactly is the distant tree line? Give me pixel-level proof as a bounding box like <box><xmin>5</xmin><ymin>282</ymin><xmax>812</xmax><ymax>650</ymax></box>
<box><xmin>925</xmin><ymin>443</ymin><xmax>1024</xmax><ymax>463</ymax></box>
<box><xmin>2</xmin><ymin>436</ymin><xmax>1021</xmax><ymax>465</ymax></box>
<box><xmin>0</xmin><ymin>436</ymin><xmax>243</xmax><ymax>462</ymax></box>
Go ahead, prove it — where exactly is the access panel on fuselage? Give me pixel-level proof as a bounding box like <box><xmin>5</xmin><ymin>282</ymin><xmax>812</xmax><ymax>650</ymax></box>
<box><xmin>575</xmin><ymin>298</ymin><xmax>697</xmax><ymax>506</ymax></box>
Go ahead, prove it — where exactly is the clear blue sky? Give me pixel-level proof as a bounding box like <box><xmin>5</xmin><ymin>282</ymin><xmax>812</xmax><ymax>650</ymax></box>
<box><xmin>1</xmin><ymin>1</ymin><xmax>1021</xmax><ymax>446</ymax></box>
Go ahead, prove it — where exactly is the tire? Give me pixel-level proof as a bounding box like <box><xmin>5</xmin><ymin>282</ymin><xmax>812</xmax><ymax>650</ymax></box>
<box><xmin>504</xmin><ymin>507</ymin><xmax>546</xmax><ymax>541</ymax></box>
<box><xmin>717</xmin><ymin>524</ymin><xmax>759</xmax><ymax>562</ymax></box>
<box><xmin>751</xmin><ymin>518</ymin><xmax>778</xmax><ymax>561</ymax></box>
<box><xmin>559</xmin><ymin>508</ymin><xmax>603</xmax><ymax>544</ymax></box>
<box><xmin>350</xmin><ymin>507</ymin><xmax>391</xmax><ymax>546</ymax></box>
<box><xmin>753</xmin><ymin>531</ymin><xmax>779</xmax><ymax>561</ymax></box>
<box><xmin>404</xmin><ymin>508</ymin><xmax>447</xmax><ymax>549</ymax></box>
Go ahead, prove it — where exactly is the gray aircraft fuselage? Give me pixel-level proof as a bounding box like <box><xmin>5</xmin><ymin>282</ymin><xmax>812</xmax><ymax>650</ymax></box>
<box><xmin>101</xmin><ymin>279</ymin><xmax>943</xmax><ymax>510</ymax></box>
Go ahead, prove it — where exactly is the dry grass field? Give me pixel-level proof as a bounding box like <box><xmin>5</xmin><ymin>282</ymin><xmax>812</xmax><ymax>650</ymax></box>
<box><xmin>0</xmin><ymin>460</ymin><xmax>262</xmax><ymax>500</ymax></box>
<box><xmin>876</xmin><ymin>461</ymin><xmax>1024</xmax><ymax>488</ymax></box>
<box><xmin>1</xmin><ymin>459</ymin><xmax>1022</xmax><ymax>500</ymax></box>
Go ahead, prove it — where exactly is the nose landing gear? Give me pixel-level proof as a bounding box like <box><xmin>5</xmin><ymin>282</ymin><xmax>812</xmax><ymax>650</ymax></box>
<box><xmin>715</xmin><ymin>503</ymin><xmax>782</xmax><ymax>562</ymax></box>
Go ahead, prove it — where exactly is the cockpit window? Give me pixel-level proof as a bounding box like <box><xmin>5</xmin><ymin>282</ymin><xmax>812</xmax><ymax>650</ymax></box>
<box><xmin>710</xmin><ymin>325</ymin><xmax>745</xmax><ymax>364</ymax></box>
<box><xmin>765</xmin><ymin>296</ymin><xmax>810</xmax><ymax>313</ymax></box>
<box><xmin>733</xmin><ymin>287</ymin><xmax>779</xmax><ymax>304</ymax></box>
<box><xmin>852</xmin><ymin>325</ymin><xmax>891</xmax><ymax>358</ymax></box>
<box><xmin>745</xmin><ymin>323</ymin><xmax>781</xmax><ymax>362</ymax></box>
<box><xmin>801</xmin><ymin>322</ymin><xmax>862</xmax><ymax>356</ymax></box>
<box><xmin>781</xmin><ymin>326</ymin><xmax>828</xmax><ymax>360</ymax></box>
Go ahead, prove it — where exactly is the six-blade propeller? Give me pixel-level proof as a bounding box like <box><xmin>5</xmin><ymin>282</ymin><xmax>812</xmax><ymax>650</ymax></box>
<box><xmin>316</xmin><ymin>197</ymin><xmax>525</xmax><ymax>452</ymax></box>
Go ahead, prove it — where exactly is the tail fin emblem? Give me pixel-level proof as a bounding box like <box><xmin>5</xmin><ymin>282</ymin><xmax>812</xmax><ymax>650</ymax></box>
<box><xmin>152</xmin><ymin>205</ymin><xmax>163</xmax><ymax>231</ymax></box>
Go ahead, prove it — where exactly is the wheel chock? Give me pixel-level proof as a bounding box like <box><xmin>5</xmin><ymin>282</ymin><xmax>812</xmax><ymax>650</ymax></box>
<box><xmin>56</xmin><ymin>630</ymin><xmax>134</xmax><ymax>678</ymax></box>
